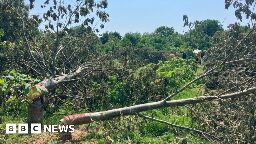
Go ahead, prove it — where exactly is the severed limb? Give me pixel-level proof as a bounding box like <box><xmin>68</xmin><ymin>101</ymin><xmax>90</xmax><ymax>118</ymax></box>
<box><xmin>60</xmin><ymin>86</ymin><xmax>256</xmax><ymax>125</ymax></box>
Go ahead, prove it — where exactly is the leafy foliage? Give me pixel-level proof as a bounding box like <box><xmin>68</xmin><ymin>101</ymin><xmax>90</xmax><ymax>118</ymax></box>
<box><xmin>185</xmin><ymin>19</ymin><xmax>223</xmax><ymax>49</ymax></box>
<box><xmin>0</xmin><ymin>70</ymin><xmax>40</xmax><ymax>118</ymax></box>
<box><xmin>0</xmin><ymin>0</ymin><xmax>39</xmax><ymax>42</ymax></box>
<box><xmin>225</xmin><ymin>0</ymin><xmax>256</xmax><ymax>21</ymax></box>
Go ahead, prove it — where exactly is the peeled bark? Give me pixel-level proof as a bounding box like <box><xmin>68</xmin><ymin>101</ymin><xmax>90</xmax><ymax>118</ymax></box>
<box><xmin>60</xmin><ymin>87</ymin><xmax>256</xmax><ymax>125</ymax></box>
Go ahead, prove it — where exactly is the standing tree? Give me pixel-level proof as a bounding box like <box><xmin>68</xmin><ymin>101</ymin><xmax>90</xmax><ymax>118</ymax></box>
<box><xmin>185</xmin><ymin>19</ymin><xmax>223</xmax><ymax>50</ymax></box>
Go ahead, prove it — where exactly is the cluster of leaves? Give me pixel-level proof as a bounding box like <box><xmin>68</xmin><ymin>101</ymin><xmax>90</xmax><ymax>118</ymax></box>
<box><xmin>31</xmin><ymin>0</ymin><xmax>109</xmax><ymax>33</ymax></box>
<box><xmin>225</xmin><ymin>0</ymin><xmax>256</xmax><ymax>21</ymax></box>
<box><xmin>0</xmin><ymin>0</ymin><xmax>39</xmax><ymax>42</ymax></box>
<box><xmin>0</xmin><ymin>70</ymin><xmax>40</xmax><ymax>119</ymax></box>
<box><xmin>184</xmin><ymin>19</ymin><xmax>223</xmax><ymax>50</ymax></box>
<box><xmin>0</xmin><ymin>29</ymin><xmax>8</xmax><ymax>72</ymax></box>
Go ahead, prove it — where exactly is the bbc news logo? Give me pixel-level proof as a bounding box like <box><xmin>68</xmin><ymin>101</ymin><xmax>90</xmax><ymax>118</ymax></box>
<box><xmin>6</xmin><ymin>123</ymin><xmax>75</xmax><ymax>134</ymax></box>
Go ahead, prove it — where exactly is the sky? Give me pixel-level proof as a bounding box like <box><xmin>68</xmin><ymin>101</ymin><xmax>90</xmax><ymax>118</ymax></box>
<box><xmin>103</xmin><ymin>0</ymin><xmax>243</xmax><ymax>35</ymax></box>
<box><xmin>28</xmin><ymin>0</ymin><xmax>247</xmax><ymax>35</ymax></box>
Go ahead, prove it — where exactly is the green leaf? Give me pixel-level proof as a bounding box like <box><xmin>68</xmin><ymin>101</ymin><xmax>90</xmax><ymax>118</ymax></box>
<box><xmin>0</xmin><ymin>79</ymin><xmax>5</xmax><ymax>85</ymax></box>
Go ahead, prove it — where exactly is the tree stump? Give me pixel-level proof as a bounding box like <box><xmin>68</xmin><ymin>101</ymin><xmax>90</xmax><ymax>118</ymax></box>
<box><xmin>28</xmin><ymin>98</ymin><xmax>44</xmax><ymax>124</ymax></box>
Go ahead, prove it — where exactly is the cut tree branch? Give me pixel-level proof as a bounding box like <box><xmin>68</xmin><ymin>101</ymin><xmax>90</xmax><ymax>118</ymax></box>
<box><xmin>60</xmin><ymin>86</ymin><xmax>256</xmax><ymax>125</ymax></box>
<box><xmin>42</xmin><ymin>63</ymin><xmax>102</xmax><ymax>90</ymax></box>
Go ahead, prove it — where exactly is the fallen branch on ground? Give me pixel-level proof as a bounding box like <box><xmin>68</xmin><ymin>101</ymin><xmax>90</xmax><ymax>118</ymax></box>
<box><xmin>60</xmin><ymin>86</ymin><xmax>256</xmax><ymax>125</ymax></box>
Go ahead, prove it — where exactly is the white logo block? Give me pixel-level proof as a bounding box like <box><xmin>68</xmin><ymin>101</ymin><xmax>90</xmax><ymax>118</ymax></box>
<box><xmin>6</xmin><ymin>124</ymin><xmax>16</xmax><ymax>134</ymax></box>
<box><xmin>31</xmin><ymin>123</ymin><xmax>42</xmax><ymax>134</ymax></box>
<box><xmin>18</xmin><ymin>124</ymin><xmax>28</xmax><ymax>134</ymax></box>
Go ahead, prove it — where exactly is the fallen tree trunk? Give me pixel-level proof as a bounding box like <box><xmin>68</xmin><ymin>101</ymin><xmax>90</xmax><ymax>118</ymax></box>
<box><xmin>60</xmin><ymin>86</ymin><xmax>256</xmax><ymax>125</ymax></box>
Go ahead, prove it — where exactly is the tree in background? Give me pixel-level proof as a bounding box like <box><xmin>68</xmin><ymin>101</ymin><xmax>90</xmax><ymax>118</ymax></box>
<box><xmin>154</xmin><ymin>26</ymin><xmax>174</xmax><ymax>37</ymax></box>
<box><xmin>185</xmin><ymin>19</ymin><xmax>223</xmax><ymax>50</ymax></box>
<box><xmin>0</xmin><ymin>0</ymin><xmax>41</xmax><ymax>73</ymax></box>
<box><xmin>98</xmin><ymin>31</ymin><xmax>122</xmax><ymax>53</ymax></box>
<box><xmin>121</xmin><ymin>32</ymin><xmax>141</xmax><ymax>47</ymax></box>
<box><xmin>0</xmin><ymin>0</ymin><xmax>39</xmax><ymax>42</ymax></box>
<box><xmin>129</xmin><ymin>26</ymin><xmax>185</xmax><ymax>51</ymax></box>
<box><xmin>100</xmin><ymin>31</ymin><xmax>122</xmax><ymax>44</ymax></box>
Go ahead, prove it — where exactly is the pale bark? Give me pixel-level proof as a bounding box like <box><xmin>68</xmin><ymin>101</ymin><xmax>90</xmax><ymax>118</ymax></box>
<box><xmin>60</xmin><ymin>86</ymin><xmax>256</xmax><ymax>125</ymax></box>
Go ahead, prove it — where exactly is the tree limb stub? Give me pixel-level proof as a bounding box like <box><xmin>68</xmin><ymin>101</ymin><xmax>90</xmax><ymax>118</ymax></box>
<box><xmin>60</xmin><ymin>86</ymin><xmax>256</xmax><ymax>125</ymax></box>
